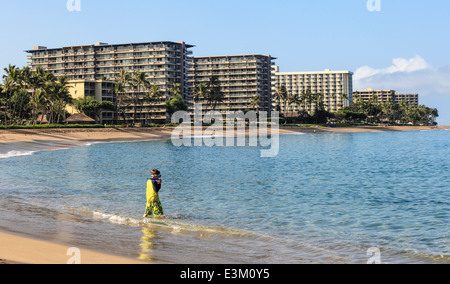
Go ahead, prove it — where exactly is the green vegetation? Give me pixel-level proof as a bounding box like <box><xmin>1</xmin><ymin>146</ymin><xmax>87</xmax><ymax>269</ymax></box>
<box><xmin>339</xmin><ymin>94</ymin><xmax>439</xmax><ymax>126</ymax></box>
<box><xmin>0</xmin><ymin>64</ymin><xmax>191</xmax><ymax>127</ymax></box>
<box><xmin>201</xmin><ymin>75</ymin><xmax>225</xmax><ymax>113</ymax></box>
<box><xmin>113</xmin><ymin>69</ymin><xmax>188</xmax><ymax>124</ymax></box>
<box><xmin>73</xmin><ymin>96</ymin><xmax>115</xmax><ymax>124</ymax></box>
<box><xmin>165</xmin><ymin>95</ymin><xmax>188</xmax><ymax>118</ymax></box>
<box><xmin>0</xmin><ymin>65</ymin><xmax>73</xmax><ymax>126</ymax></box>
<box><xmin>272</xmin><ymin>87</ymin><xmax>439</xmax><ymax>126</ymax></box>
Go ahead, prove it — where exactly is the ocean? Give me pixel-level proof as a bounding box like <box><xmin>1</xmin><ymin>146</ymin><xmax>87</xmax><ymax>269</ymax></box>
<box><xmin>0</xmin><ymin>130</ymin><xmax>448</xmax><ymax>264</ymax></box>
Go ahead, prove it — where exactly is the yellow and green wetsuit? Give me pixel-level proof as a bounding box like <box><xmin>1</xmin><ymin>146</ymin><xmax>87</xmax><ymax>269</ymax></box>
<box><xmin>145</xmin><ymin>178</ymin><xmax>164</xmax><ymax>217</ymax></box>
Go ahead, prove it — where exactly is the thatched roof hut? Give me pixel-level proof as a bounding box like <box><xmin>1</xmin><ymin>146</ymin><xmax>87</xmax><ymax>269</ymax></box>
<box><xmin>37</xmin><ymin>114</ymin><xmax>50</xmax><ymax>124</ymax></box>
<box><xmin>64</xmin><ymin>113</ymin><xmax>96</xmax><ymax>124</ymax></box>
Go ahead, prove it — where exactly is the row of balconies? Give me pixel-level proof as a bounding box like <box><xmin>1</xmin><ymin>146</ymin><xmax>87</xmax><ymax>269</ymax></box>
<box><xmin>30</xmin><ymin>51</ymin><xmax>183</xmax><ymax>62</ymax></box>
<box><xmin>96</xmin><ymin>46</ymin><xmax>170</xmax><ymax>54</ymax></box>
<box><xmin>193</xmin><ymin>65</ymin><xmax>269</xmax><ymax>71</ymax></box>
<box><xmin>195</xmin><ymin>58</ymin><xmax>268</xmax><ymax>64</ymax></box>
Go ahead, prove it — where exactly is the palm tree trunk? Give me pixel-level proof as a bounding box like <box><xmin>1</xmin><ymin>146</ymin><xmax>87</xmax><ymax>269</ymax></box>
<box><xmin>3</xmin><ymin>89</ymin><xmax>8</xmax><ymax>125</ymax></box>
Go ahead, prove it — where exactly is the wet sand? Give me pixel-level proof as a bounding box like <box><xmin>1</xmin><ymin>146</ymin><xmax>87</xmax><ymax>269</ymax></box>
<box><xmin>0</xmin><ymin>231</ymin><xmax>148</xmax><ymax>264</ymax></box>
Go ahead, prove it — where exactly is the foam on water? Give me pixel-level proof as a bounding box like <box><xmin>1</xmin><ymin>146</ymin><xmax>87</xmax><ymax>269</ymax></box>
<box><xmin>280</xmin><ymin>132</ymin><xmax>306</xmax><ymax>135</ymax></box>
<box><xmin>0</xmin><ymin>150</ymin><xmax>36</xmax><ymax>159</ymax></box>
<box><xmin>91</xmin><ymin>210</ymin><xmax>256</xmax><ymax>238</ymax></box>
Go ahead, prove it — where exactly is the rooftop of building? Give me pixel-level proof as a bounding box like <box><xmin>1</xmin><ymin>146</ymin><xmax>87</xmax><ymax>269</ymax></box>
<box><xmin>353</xmin><ymin>89</ymin><xmax>418</xmax><ymax>95</ymax></box>
<box><xmin>274</xmin><ymin>68</ymin><xmax>353</xmax><ymax>75</ymax></box>
<box><xmin>25</xmin><ymin>41</ymin><xmax>194</xmax><ymax>53</ymax></box>
<box><xmin>194</xmin><ymin>54</ymin><xmax>277</xmax><ymax>60</ymax></box>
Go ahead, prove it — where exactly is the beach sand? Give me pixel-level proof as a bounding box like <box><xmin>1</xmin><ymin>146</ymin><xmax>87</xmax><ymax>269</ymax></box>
<box><xmin>1</xmin><ymin>124</ymin><xmax>448</xmax><ymax>264</ymax></box>
<box><xmin>1</xmin><ymin>125</ymin><xmax>448</xmax><ymax>145</ymax></box>
<box><xmin>0</xmin><ymin>232</ymin><xmax>148</xmax><ymax>264</ymax></box>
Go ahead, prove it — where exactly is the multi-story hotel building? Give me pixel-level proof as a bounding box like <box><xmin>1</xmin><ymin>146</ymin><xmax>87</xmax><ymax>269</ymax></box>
<box><xmin>26</xmin><ymin>41</ymin><xmax>194</xmax><ymax>124</ymax></box>
<box><xmin>353</xmin><ymin>88</ymin><xmax>419</xmax><ymax>107</ymax></box>
<box><xmin>272</xmin><ymin>67</ymin><xmax>353</xmax><ymax>114</ymax></box>
<box><xmin>188</xmin><ymin>55</ymin><xmax>276</xmax><ymax>115</ymax></box>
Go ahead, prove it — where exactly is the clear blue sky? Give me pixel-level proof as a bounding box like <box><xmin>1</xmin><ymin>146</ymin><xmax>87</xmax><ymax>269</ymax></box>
<box><xmin>1</xmin><ymin>0</ymin><xmax>450</xmax><ymax>124</ymax></box>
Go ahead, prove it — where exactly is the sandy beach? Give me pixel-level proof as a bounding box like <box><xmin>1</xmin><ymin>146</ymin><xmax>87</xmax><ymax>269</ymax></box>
<box><xmin>1</xmin><ymin>124</ymin><xmax>449</xmax><ymax>264</ymax></box>
<box><xmin>0</xmin><ymin>232</ymin><xmax>148</xmax><ymax>264</ymax></box>
<box><xmin>1</xmin><ymin>125</ymin><xmax>448</xmax><ymax>145</ymax></box>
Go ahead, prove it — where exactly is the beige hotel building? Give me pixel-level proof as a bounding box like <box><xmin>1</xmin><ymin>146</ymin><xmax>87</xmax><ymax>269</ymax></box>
<box><xmin>188</xmin><ymin>54</ymin><xmax>276</xmax><ymax>116</ymax></box>
<box><xmin>26</xmin><ymin>41</ymin><xmax>193</xmax><ymax>124</ymax></box>
<box><xmin>272</xmin><ymin>66</ymin><xmax>353</xmax><ymax>114</ymax></box>
<box><xmin>353</xmin><ymin>88</ymin><xmax>419</xmax><ymax>107</ymax></box>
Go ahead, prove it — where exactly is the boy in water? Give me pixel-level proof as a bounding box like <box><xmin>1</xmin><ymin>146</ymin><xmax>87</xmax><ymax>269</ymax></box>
<box><xmin>143</xmin><ymin>169</ymin><xmax>164</xmax><ymax>218</ymax></box>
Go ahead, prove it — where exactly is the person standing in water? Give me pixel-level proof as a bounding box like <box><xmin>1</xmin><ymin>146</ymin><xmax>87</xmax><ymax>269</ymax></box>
<box><xmin>143</xmin><ymin>169</ymin><xmax>164</xmax><ymax>218</ymax></box>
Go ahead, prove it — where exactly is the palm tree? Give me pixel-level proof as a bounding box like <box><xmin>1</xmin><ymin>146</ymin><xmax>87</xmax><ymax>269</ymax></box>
<box><xmin>130</xmin><ymin>71</ymin><xmax>150</xmax><ymax>125</ymax></box>
<box><xmin>114</xmin><ymin>69</ymin><xmax>131</xmax><ymax>124</ymax></box>
<box><xmin>273</xmin><ymin>85</ymin><xmax>287</xmax><ymax>113</ymax></box>
<box><xmin>170</xmin><ymin>83</ymin><xmax>181</xmax><ymax>99</ymax></box>
<box><xmin>114</xmin><ymin>81</ymin><xmax>127</xmax><ymax>124</ymax></box>
<box><xmin>248</xmin><ymin>95</ymin><xmax>261</xmax><ymax>111</ymax></box>
<box><xmin>27</xmin><ymin>67</ymin><xmax>47</xmax><ymax>125</ymax></box>
<box><xmin>430</xmin><ymin>108</ymin><xmax>439</xmax><ymax>125</ymax></box>
<box><xmin>399</xmin><ymin>100</ymin><xmax>411</xmax><ymax>125</ymax></box>
<box><xmin>284</xmin><ymin>91</ymin><xmax>296</xmax><ymax>118</ymax></box>
<box><xmin>340</xmin><ymin>93</ymin><xmax>349</xmax><ymax>110</ymax></box>
<box><xmin>312</xmin><ymin>92</ymin><xmax>324</xmax><ymax>113</ymax></box>
<box><xmin>330</xmin><ymin>93</ymin><xmax>337</xmax><ymax>112</ymax></box>
<box><xmin>2</xmin><ymin>65</ymin><xmax>20</xmax><ymax>125</ymax></box>
<box><xmin>301</xmin><ymin>89</ymin><xmax>314</xmax><ymax>114</ymax></box>
<box><xmin>0</xmin><ymin>84</ymin><xmax>4</xmax><ymax>125</ymax></box>
<box><xmin>53</xmin><ymin>76</ymin><xmax>73</xmax><ymax>124</ymax></box>
<box><xmin>40</xmin><ymin>72</ymin><xmax>58</xmax><ymax>124</ymax></box>
<box><xmin>193</xmin><ymin>82</ymin><xmax>207</xmax><ymax>103</ymax></box>
<box><xmin>29</xmin><ymin>89</ymin><xmax>46</xmax><ymax>124</ymax></box>
<box><xmin>204</xmin><ymin>76</ymin><xmax>224</xmax><ymax>114</ymax></box>
<box><xmin>14</xmin><ymin>67</ymin><xmax>33</xmax><ymax>124</ymax></box>
<box><xmin>117</xmin><ymin>69</ymin><xmax>130</xmax><ymax>86</ymax></box>
<box><xmin>292</xmin><ymin>93</ymin><xmax>305</xmax><ymax>113</ymax></box>
<box><xmin>146</xmin><ymin>84</ymin><xmax>162</xmax><ymax>124</ymax></box>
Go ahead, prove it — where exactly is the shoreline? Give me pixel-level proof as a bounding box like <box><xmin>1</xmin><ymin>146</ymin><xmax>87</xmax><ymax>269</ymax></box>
<box><xmin>1</xmin><ymin>125</ymin><xmax>449</xmax><ymax>264</ymax></box>
<box><xmin>1</xmin><ymin>125</ymin><xmax>448</xmax><ymax>146</ymax></box>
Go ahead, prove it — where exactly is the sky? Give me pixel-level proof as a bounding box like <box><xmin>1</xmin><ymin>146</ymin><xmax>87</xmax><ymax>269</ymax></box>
<box><xmin>1</xmin><ymin>0</ymin><xmax>449</xmax><ymax>124</ymax></box>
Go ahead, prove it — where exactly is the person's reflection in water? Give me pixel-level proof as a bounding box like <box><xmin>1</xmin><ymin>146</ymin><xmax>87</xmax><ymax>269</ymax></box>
<box><xmin>139</xmin><ymin>227</ymin><xmax>158</xmax><ymax>262</ymax></box>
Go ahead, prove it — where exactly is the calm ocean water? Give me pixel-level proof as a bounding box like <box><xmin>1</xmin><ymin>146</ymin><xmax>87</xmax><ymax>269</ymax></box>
<box><xmin>0</xmin><ymin>130</ymin><xmax>448</xmax><ymax>263</ymax></box>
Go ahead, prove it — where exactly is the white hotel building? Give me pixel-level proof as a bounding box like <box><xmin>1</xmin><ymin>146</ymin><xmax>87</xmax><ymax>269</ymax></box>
<box><xmin>272</xmin><ymin>66</ymin><xmax>353</xmax><ymax>114</ymax></box>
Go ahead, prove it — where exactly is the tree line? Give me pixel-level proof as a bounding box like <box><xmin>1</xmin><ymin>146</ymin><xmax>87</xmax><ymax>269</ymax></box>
<box><xmin>338</xmin><ymin>93</ymin><xmax>439</xmax><ymax>126</ymax></box>
<box><xmin>0</xmin><ymin>65</ymin><xmax>190</xmax><ymax>126</ymax></box>
<box><xmin>0</xmin><ymin>65</ymin><xmax>117</xmax><ymax>125</ymax></box>
<box><xmin>0</xmin><ymin>65</ymin><xmax>73</xmax><ymax>125</ymax></box>
<box><xmin>273</xmin><ymin>86</ymin><xmax>349</xmax><ymax>124</ymax></box>
<box><xmin>272</xmin><ymin>86</ymin><xmax>439</xmax><ymax>126</ymax></box>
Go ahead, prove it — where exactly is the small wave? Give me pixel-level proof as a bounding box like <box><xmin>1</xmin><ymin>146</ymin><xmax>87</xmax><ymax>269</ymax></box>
<box><xmin>281</xmin><ymin>132</ymin><xmax>306</xmax><ymax>135</ymax></box>
<box><xmin>0</xmin><ymin>150</ymin><xmax>36</xmax><ymax>159</ymax></box>
<box><xmin>90</xmin><ymin>210</ymin><xmax>260</xmax><ymax>239</ymax></box>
